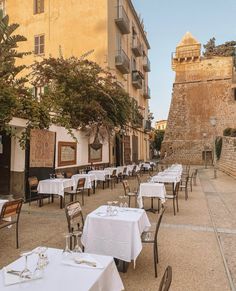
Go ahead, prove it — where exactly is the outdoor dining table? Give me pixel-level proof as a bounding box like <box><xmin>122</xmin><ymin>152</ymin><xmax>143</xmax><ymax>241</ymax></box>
<box><xmin>138</xmin><ymin>182</ymin><xmax>166</xmax><ymax>212</ymax></box>
<box><xmin>88</xmin><ymin>170</ymin><xmax>110</xmax><ymax>189</ymax></box>
<box><xmin>37</xmin><ymin>178</ymin><xmax>75</xmax><ymax>209</ymax></box>
<box><xmin>71</xmin><ymin>173</ymin><xmax>97</xmax><ymax>195</ymax></box>
<box><xmin>0</xmin><ymin>248</ymin><xmax>124</xmax><ymax>291</ymax></box>
<box><xmin>81</xmin><ymin>205</ymin><xmax>151</xmax><ymax>272</ymax></box>
<box><xmin>0</xmin><ymin>199</ymin><xmax>11</xmax><ymax>224</ymax></box>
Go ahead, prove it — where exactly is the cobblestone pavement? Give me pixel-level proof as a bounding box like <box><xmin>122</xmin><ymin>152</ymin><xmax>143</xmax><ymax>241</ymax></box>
<box><xmin>0</xmin><ymin>169</ymin><xmax>235</xmax><ymax>290</ymax></box>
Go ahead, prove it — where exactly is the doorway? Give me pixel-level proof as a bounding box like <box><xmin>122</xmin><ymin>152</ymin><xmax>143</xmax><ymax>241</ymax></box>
<box><xmin>0</xmin><ymin>132</ymin><xmax>11</xmax><ymax>195</ymax></box>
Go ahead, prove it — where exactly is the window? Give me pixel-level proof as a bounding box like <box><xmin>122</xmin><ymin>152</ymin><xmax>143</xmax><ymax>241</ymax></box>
<box><xmin>34</xmin><ymin>34</ymin><xmax>45</xmax><ymax>55</ymax></box>
<box><xmin>33</xmin><ymin>86</ymin><xmax>44</xmax><ymax>101</ymax></box>
<box><xmin>34</xmin><ymin>0</ymin><xmax>44</xmax><ymax>14</ymax></box>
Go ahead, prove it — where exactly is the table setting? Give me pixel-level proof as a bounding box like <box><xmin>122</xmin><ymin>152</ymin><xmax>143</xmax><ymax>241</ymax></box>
<box><xmin>81</xmin><ymin>204</ymin><xmax>151</xmax><ymax>268</ymax></box>
<box><xmin>0</xmin><ymin>244</ymin><xmax>124</xmax><ymax>291</ymax></box>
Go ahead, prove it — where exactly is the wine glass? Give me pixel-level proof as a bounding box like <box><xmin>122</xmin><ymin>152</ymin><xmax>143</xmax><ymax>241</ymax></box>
<box><xmin>73</xmin><ymin>231</ymin><xmax>82</xmax><ymax>253</ymax></box>
<box><xmin>106</xmin><ymin>201</ymin><xmax>112</xmax><ymax>216</ymax></box>
<box><xmin>19</xmin><ymin>251</ymin><xmax>32</xmax><ymax>280</ymax></box>
<box><xmin>62</xmin><ymin>233</ymin><xmax>72</xmax><ymax>259</ymax></box>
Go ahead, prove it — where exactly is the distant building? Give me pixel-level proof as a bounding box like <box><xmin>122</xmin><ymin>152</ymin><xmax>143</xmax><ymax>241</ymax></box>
<box><xmin>155</xmin><ymin>120</ymin><xmax>167</xmax><ymax>131</ymax></box>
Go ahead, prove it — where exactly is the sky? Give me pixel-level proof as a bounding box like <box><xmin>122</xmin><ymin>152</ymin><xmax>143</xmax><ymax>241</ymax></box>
<box><xmin>132</xmin><ymin>0</ymin><xmax>236</xmax><ymax>121</ymax></box>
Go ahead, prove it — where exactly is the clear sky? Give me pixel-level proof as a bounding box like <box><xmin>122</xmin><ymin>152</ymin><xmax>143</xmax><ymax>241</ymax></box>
<box><xmin>132</xmin><ymin>0</ymin><xmax>236</xmax><ymax>121</ymax></box>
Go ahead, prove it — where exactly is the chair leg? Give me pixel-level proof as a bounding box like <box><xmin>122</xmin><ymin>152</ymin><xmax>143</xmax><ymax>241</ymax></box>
<box><xmin>153</xmin><ymin>244</ymin><xmax>157</xmax><ymax>277</ymax></box>
<box><xmin>185</xmin><ymin>186</ymin><xmax>188</xmax><ymax>200</ymax></box>
<box><xmin>176</xmin><ymin>196</ymin><xmax>179</xmax><ymax>212</ymax></box>
<box><xmin>16</xmin><ymin>223</ymin><xmax>19</xmax><ymax>249</ymax></box>
<box><xmin>156</xmin><ymin>242</ymin><xmax>159</xmax><ymax>263</ymax></box>
<box><xmin>128</xmin><ymin>196</ymin><xmax>131</xmax><ymax>208</ymax></box>
<box><xmin>173</xmin><ymin>198</ymin><xmax>176</xmax><ymax>216</ymax></box>
<box><xmin>190</xmin><ymin>179</ymin><xmax>193</xmax><ymax>192</ymax></box>
<box><xmin>82</xmin><ymin>190</ymin><xmax>84</xmax><ymax>206</ymax></box>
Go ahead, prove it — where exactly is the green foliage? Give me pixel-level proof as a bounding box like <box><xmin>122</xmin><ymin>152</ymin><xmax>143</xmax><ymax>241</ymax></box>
<box><xmin>215</xmin><ymin>137</ymin><xmax>223</xmax><ymax>160</ymax></box>
<box><xmin>223</xmin><ymin>127</ymin><xmax>232</xmax><ymax>136</ymax></box>
<box><xmin>203</xmin><ymin>37</ymin><xmax>236</xmax><ymax>57</ymax></box>
<box><xmin>31</xmin><ymin>57</ymin><xmax>135</xmax><ymax>134</ymax></box>
<box><xmin>152</xmin><ymin>130</ymin><xmax>165</xmax><ymax>151</ymax></box>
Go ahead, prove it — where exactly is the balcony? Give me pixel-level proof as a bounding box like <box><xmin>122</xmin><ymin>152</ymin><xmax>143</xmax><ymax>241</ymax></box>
<box><xmin>115</xmin><ymin>49</ymin><xmax>130</xmax><ymax>74</ymax></box>
<box><xmin>143</xmin><ymin>56</ymin><xmax>151</xmax><ymax>72</ymax></box>
<box><xmin>144</xmin><ymin>120</ymin><xmax>152</xmax><ymax>132</ymax></box>
<box><xmin>143</xmin><ymin>86</ymin><xmax>151</xmax><ymax>99</ymax></box>
<box><xmin>115</xmin><ymin>6</ymin><xmax>130</xmax><ymax>34</ymax></box>
<box><xmin>132</xmin><ymin>37</ymin><xmax>142</xmax><ymax>57</ymax></box>
<box><xmin>132</xmin><ymin>70</ymin><xmax>143</xmax><ymax>89</ymax></box>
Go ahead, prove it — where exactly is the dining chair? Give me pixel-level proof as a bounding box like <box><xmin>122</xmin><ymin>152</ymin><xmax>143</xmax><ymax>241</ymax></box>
<box><xmin>180</xmin><ymin>175</ymin><xmax>189</xmax><ymax>200</ymax></box>
<box><xmin>65</xmin><ymin>178</ymin><xmax>86</xmax><ymax>205</ymax></box>
<box><xmin>0</xmin><ymin>199</ymin><xmax>23</xmax><ymax>248</ymax></box>
<box><xmin>158</xmin><ymin>266</ymin><xmax>172</xmax><ymax>291</ymax></box>
<box><xmin>105</xmin><ymin>169</ymin><xmax>117</xmax><ymax>189</ymax></box>
<box><xmin>165</xmin><ymin>182</ymin><xmax>180</xmax><ymax>215</ymax></box>
<box><xmin>65</xmin><ymin>201</ymin><xmax>84</xmax><ymax>250</ymax></box>
<box><xmin>141</xmin><ymin>206</ymin><xmax>165</xmax><ymax>277</ymax></box>
<box><xmin>122</xmin><ymin>180</ymin><xmax>138</xmax><ymax>207</ymax></box>
<box><xmin>66</xmin><ymin>171</ymin><xmax>73</xmax><ymax>178</ymax></box>
<box><xmin>28</xmin><ymin>176</ymin><xmax>43</xmax><ymax>206</ymax></box>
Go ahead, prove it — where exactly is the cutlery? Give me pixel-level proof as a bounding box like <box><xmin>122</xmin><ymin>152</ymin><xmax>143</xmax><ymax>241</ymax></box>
<box><xmin>74</xmin><ymin>259</ymin><xmax>97</xmax><ymax>267</ymax></box>
<box><xmin>6</xmin><ymin>269</ymin><xmax>31</xmax><ymax>280</ymax></box>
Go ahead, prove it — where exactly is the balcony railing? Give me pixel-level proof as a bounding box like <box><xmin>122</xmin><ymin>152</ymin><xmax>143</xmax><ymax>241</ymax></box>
<box><xmin>132</xmin><ymin>37</ymin><xmax>142</xmax><ymax>57</ymax></box>
<box><xmin>143</xmin><ymin>56</ymin><xmax>151</xmax><ymax>72</ymax></box>
<box><xmin>115</xmin><ymin>5</ymin><xmax>130</xmax><ymax>34</ymax></box>
<box><xmin>115</xmin><ymin>49</ymin><xmax>130</xmax><ymax>74</ymax></box>
<box><xmin>143</xmin><ymin>86</ymin><xmax>151</xmax><ymax>99</ymax></box>
<box><xmin>132</xmin><ymin>70</ymin><xmax>143</xmax><ymax>89</ymax></box>
<box><xmin>144</xmin><ymin>120</ymin><xmax>152</xmax><ymax>132</ymax></box>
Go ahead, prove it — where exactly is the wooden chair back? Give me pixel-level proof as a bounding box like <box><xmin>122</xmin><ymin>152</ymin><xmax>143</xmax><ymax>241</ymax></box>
<box><xmin>66</xmin><ymin>172</ymin><xmax>73</xmax><ymax>178</ymax></box>
<box><xmin>122</xmin><ymin>180</ymin><xmax>130</xmax><ymax>195</ymax></box>
<box><xmin>136</xmin><ymin>173</ymin><xmax>141</xmax><ymax>186</ymax></box>
<box><xmin>0</xmin><ymin>199</ymin><xmax>23</xmax><ymax>220</ymax></box>
<box><xmin>65</xmin><ymin>201</ymin><xmax>84</xmax><ymax>232</ymax></box>
<box><xmin>76</xmin><ymin>178</ymin><xmax>85</xmax><ymax>190</ymax></box>
<box><xmin>158</xmin><ymin>266</ymin><xmax>172</xmax><ymax>291</ymax></box>
<box><xmin>28</xmin><ymin>176</ymin><xmax>38</xmax><ymax>189</ymax></box>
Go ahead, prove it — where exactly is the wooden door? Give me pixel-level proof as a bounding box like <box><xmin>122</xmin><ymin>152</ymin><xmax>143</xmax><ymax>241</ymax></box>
<box><xmin>0</xmin><ymin>132</ymin><xmax>11</xmax><ymax>195</ymax></box>
<box><xmin>124</xmin><ymin>135</ymin><xmax>131</xmax><ymax>164</ymax></box>
<box><xmin>132</xmin><ymin>135</ymin><xmax>138</xmax><ymax>163</ymax></box>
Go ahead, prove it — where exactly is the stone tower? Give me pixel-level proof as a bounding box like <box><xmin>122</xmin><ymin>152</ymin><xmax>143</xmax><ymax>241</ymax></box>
<box><xmin>162</xmin><ymin>32</ymin><xmax>236</xmax><ymax>165</ymax></box>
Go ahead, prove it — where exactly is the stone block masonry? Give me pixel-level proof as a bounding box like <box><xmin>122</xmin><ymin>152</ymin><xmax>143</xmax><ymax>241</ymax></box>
<box><xmin>218</xmin><ymin>137</ymin><xmax>236</xmax><ymax>178</ymax></box>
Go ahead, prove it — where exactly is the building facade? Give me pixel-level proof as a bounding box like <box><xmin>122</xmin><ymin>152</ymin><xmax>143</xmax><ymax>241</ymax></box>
<box><xmin>0</xmin><ymin>0</ymin><xmax>151</xmax><ymax>196</ymax></box>
<box><xmin>155</xmin><ymin>120</ymin><xmax>167</xmax><ymax>131</ymax></box>
<box><xmin>162</xmin><ymin>32</ymin><xmax>236</xmax><ymax>165</ymax></box>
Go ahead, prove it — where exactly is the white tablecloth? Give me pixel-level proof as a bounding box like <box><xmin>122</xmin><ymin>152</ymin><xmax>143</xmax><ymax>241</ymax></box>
<box><xmin>138</xmin><ymin>182</ymin><xmax>166</xmax><ymax>208</ymax></box>
<box><xmin>81</xmin><ymin>205</ymin><xmax>151</xmax><ymax>262</ymax></box>
<box><xmin>140</xmin><ymin>163</ymin><xmax>151</xmax><ymax>170</ymax></box>
<box><xmin>0</xmin><ymin>248</ymin><xmax>124</xmax><ymax>291</ymax></box>
<box><xmin>0</xmin><ymin>199</ymin><xmax>8</xmax><ymax>213</ymax></box>
<box><xmin>152</xmin><ymin>174</ymin><xmax>181</xmax><ymax>184</ymax></box>
<box><xmin>88</xmin><ymin>170</ymin><xmax>110</xmax><ymax>181</ymax></box>
<box><xmin>37</xmin><ymin>179</ymin><xmax>75</xmax><ymax>197</ymax></box>
<box><xmin>72</xmin><ymin>174</ymin><xmax>97</xmax><ymax>190</ymax></box>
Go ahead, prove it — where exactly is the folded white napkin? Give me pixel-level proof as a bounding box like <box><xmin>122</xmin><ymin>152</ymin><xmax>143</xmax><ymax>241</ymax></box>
<box><xmin>62</xmin><ymin>253</ymin><xmax>104</xmax><ymax>269</ymax></box>
<box><xmin>3</xmin><ymin>267</ymin><xmax>42</xmax><ymax>286</ymax></box>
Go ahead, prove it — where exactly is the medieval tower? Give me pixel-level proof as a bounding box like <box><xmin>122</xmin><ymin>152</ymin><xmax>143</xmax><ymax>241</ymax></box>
<box><xmin>162</xmin><ymin>32</ymin><xmax>236</xmax><ymax>165</ymax></box>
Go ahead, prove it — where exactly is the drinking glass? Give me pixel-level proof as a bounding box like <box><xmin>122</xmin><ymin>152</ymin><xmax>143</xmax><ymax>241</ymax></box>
<box><xmin>20</xmin><ymin>251</ymin><xmax>32</xmax><ymax>280</ymax></box>
<box><xmin>49</xmin><ymin>174</ymin><xmax>52</xmax><ymax>179</ymax></box>
<box><xmin>112</xmin><ymin>201</ymin><xmax>118</xmax><ymax>216</ymax></box>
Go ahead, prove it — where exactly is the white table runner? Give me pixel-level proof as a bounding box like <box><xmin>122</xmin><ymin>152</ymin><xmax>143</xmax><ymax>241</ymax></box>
<box><xmin>81</xmin><ymin>205</ymin><xmax>151</xmax><ymax>263</ymax></box>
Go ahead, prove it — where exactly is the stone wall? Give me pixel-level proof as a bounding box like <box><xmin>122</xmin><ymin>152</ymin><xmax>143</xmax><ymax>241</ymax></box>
<box><xmin>162</xmin><ymin>56</ymin><xmax>236</xmax><ymax>165</ymax></box>
<box><xmin>218</xmin><ymin>136</ymin><xmax>236</xmax><ymax>178</ymax></box>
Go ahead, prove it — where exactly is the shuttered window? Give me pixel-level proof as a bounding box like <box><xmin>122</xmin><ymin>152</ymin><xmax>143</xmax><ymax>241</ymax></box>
<box><xmin>34</xmin><ymin>0</ymin><xmax>44</xmax><ymax>14</ymax></box>
<box><xmin>34</xmin><ymin>34</ymin><xmax>45</xmax><ymax>55</ymax></box>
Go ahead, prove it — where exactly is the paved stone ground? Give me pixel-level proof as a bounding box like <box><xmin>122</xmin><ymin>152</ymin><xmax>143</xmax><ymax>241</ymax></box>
<box><xmin>0</xmin><ymin>168</ymin><xmax>235</xmax><ymax>290</ymax></box>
